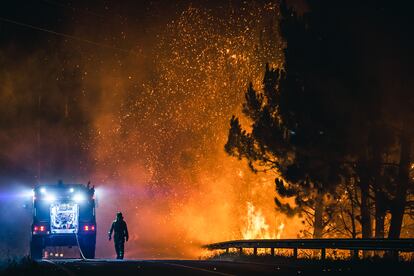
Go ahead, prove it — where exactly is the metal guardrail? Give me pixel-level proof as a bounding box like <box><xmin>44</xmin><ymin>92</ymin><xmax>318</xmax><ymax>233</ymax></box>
<box><xmin>204</xmin><ymin>239</ymin><xmax>414</xmax><ymax>259</ymax></box>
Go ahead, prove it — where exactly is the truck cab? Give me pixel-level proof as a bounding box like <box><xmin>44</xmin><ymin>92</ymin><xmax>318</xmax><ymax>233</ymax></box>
<box><xmin>30</xmin><ymin>181</ymin><xmax>96</xmax><ymax>259</ymax></box>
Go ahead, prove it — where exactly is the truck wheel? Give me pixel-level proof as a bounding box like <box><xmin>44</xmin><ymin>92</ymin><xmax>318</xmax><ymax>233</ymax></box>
<box><xmin>84</xmin><ymin>244</ymin><xmax>95</xmax><ymax>259</ymax></box>
<box><xmin>80</xmin><ymin>235</ymin><xmax>96</xmax><ymax>259</ymax></box>
<box><xmin>30</xmin><ymin>236</ymin><xmax>43</xmax><ymax>260</ymax></box>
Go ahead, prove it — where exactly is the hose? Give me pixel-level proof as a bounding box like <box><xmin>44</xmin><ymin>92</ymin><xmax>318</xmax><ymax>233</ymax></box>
<box><xmin>75</xmin><ymin>231</ymin><xmax>87</xmax><ymax>260</ymax></box>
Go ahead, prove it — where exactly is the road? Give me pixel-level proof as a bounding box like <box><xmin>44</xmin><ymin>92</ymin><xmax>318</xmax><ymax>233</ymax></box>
<box><xmin>36</xmin><ymin>258</ymin><xmax>363</xmax><ymax>276</ymax></box>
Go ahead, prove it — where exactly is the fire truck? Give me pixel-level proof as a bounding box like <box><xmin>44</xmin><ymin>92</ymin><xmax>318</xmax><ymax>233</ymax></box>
<box><xmin>30</xmin><ymin>181</ymin><xmax>96</xmax><ymax>259</ymax></box>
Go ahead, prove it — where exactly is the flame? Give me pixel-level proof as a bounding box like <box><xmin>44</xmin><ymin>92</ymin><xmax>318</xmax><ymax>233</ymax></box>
<box><xmin>277</xmin><ymin>222</ymin><xmax>285</xmax><ymax>239</ymax></box>
<box><xmin>242</xmin><ymin>202</ymin><xmax>285</xmax><ymax>240</ymax></box>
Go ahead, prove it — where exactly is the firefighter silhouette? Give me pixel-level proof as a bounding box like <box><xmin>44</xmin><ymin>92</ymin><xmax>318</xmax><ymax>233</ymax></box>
<box><xmin>108</xmin><ymin>212</ymin><xmax>129</xmax><ymax>259</ymax></box>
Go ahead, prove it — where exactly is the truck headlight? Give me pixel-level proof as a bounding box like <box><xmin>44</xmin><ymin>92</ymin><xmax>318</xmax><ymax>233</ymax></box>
<box><xmin>73</xmin><ymin>193</ymin><xmax>86</xmax><ymax>202</ymax></box>
<box><xmin>45</xmin><ymin>194</ymin><xmax>56</xmax><ymax>202</ymax></box>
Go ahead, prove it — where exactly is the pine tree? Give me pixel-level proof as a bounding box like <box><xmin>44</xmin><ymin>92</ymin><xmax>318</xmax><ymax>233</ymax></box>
<box><xmin>226</xmin><ymin>0</ymin><xmax>414</xmax><ymax>239</ymax></box>
<box><xmin>226</xmin><ymin>63</ymin><xmax>344</xmax><ymax>238</ymax></box>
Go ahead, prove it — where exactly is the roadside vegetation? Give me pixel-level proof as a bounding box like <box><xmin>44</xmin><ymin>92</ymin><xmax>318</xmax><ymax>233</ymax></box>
<box><xmin>0</xmin><ymin>257</ymin><xmax>46</xmax><ymax>276</ymax></box>
<box><xmin>208</xmin><ymin>251</ymin><xmax>414</xmax><ymax>275</ymax></box>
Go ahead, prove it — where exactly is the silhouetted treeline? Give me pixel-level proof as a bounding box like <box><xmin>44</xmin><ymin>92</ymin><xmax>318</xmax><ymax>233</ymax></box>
<box><xmin>226</xmin><ymin>0</ymin><xmax>414</xmax><ymax>239</ymax></box>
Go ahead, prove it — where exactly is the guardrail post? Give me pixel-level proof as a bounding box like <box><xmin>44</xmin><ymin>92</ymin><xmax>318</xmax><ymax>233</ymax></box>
<box><xmin>225</xmin><ymin>248</ymin><xmax>229</xmax><ymax>254</ymax></box>
<box><xmin>321</xmin><ymin>248</ymin><xmax>326</xmax><ymax>260</ymax></box>
<box><xmin>351</xmin><ymin>249</ymin><xmax>359</xmax><ymax>260</ymax></box>
<box><xmin>270</xmin><ymin>247</ymin><xmax>275</xmax><ymax>256</ymax></box>
<box><xmin>393</xmin><ymin>250</ymin><xmax>399</xmax><ymax>261</ymax></box>
<box><xmin>239</xmin><ymin>247</ymin><xmax>243</xmax><ymax>255</ymax></box>
<box><xmin>293</xmin><ymin>248</ymin><xmax>298</xmax><ymax>259</ymax></box>
<box><xmin>253</xmin><ymin>248</ymin><xmax>257</xmax><ymax>256</ymax></box>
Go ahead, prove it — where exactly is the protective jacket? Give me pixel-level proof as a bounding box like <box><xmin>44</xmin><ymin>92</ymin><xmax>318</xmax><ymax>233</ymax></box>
<box><xmin>109</xmin><ymin>219</ymin><xmax>129</xmax><ymax>241</ymax></box>
<box><xmin>108</xmin><ymin>218</ymin><xmax>129</xmax><ymax>259</ymax></box>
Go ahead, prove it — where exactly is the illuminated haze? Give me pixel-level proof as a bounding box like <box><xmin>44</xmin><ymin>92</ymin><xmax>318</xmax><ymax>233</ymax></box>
<box><xmin>0</xmin><ymin>0</ymin><xmax>303</xmax><ymax>258</ymax></box>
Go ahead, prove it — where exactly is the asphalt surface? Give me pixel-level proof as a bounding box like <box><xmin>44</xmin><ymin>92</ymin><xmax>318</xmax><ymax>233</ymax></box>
<box><xmin>0</xmin><ymin>258</ymin><xmax>403</xmax><ymax>276</ymax></box>
<box><xmin>36</xmin><ymin>258</ymin><xmax>361</xmax><ymax>276</ymax></box>
<box><xmin>36</xmin><ymin>259</ymin><xmax>408</xmax><ymax>276</ymax></box>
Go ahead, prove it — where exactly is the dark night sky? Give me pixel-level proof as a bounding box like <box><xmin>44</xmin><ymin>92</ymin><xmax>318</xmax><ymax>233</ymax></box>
<box><xmin>0</xmin><ymin>0</ymin><xmax>192</xmax><ymax>181</ymax></box>
<box><xmin>0</xmin><ymin>0</ymin><xmax>241</xmax><ymax>49</ymax></box>
<box><xmin>0</xmin><ymin>0</ymin><xmax>181</xmax><ymax>77</ymax></box>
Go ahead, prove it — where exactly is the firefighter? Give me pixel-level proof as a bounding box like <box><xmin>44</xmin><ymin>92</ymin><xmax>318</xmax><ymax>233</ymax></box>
<box><xmin>108</xmin><ymin>212</ymin><xmax>129</xmax><ymax>259</ymax></box>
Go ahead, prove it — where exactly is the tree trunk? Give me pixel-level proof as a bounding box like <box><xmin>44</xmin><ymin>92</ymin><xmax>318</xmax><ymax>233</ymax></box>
<box><xmin>345</xmin><ymin>180</ymin><xmax>358</xmax><ymax>238</ymax></box>
<box><xmin>374</xmin><ymin>196</ymin><xmax>385</xmax><ymax>238</ymax></box>
<box><xmin>360</xmin><ymin>173</ymin><xmax>372</xmax><ymax>238</ymax></box>
<box><xmin>388</xmin><ymin>127</ymin><xmax>411</xmax><ymax>239</ymax></box>
<box><xmin>374</xmin><ymin>196</ymin><xmax>386</xmax><ymax>257</ymax></box>
<box><xmin>313</xmin><ymin>193</ymin><xmax>324</xmax><ymax>239</ymax></box>
<box><xmin>373</xmin><ymin>150</ymin><xmax>385</xmax><ymax>238</ymax></box>
<box><xmin>350</xmin><ymin>183</ymin><xmax>358</xmax><ymax>238</ymax></box>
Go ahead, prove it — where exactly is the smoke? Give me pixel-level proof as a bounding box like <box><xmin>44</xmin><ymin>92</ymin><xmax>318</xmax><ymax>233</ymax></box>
<box><xmin>0</xmin><ymin>38</ymin><xmax>93</xmax><ymax>258</ymax></box>
<box><xmin>0</xmin><ymin>182</ymin><xmax>33</xmax><ymax>258</ymax></box>
<box><xmin>0</xmin><ymin>0</ymin><xmax>303</xmax><ymax>259</ymax></box>
<box><xmin>89</xmin><ymin>2</ymin><xmax>297</xmax><ymax>259</ymax></box>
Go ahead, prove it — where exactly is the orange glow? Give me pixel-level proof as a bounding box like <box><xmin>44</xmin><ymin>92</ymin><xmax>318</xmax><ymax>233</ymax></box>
<box><xmin>84</xmin><ymin>3</ymin><xmax>305</xmax><ymax>259</ymax></box>
<box><xmin>242</xmin><ymin>202</ymin><xmax>285</xmax><ymax>239</ymax></box>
